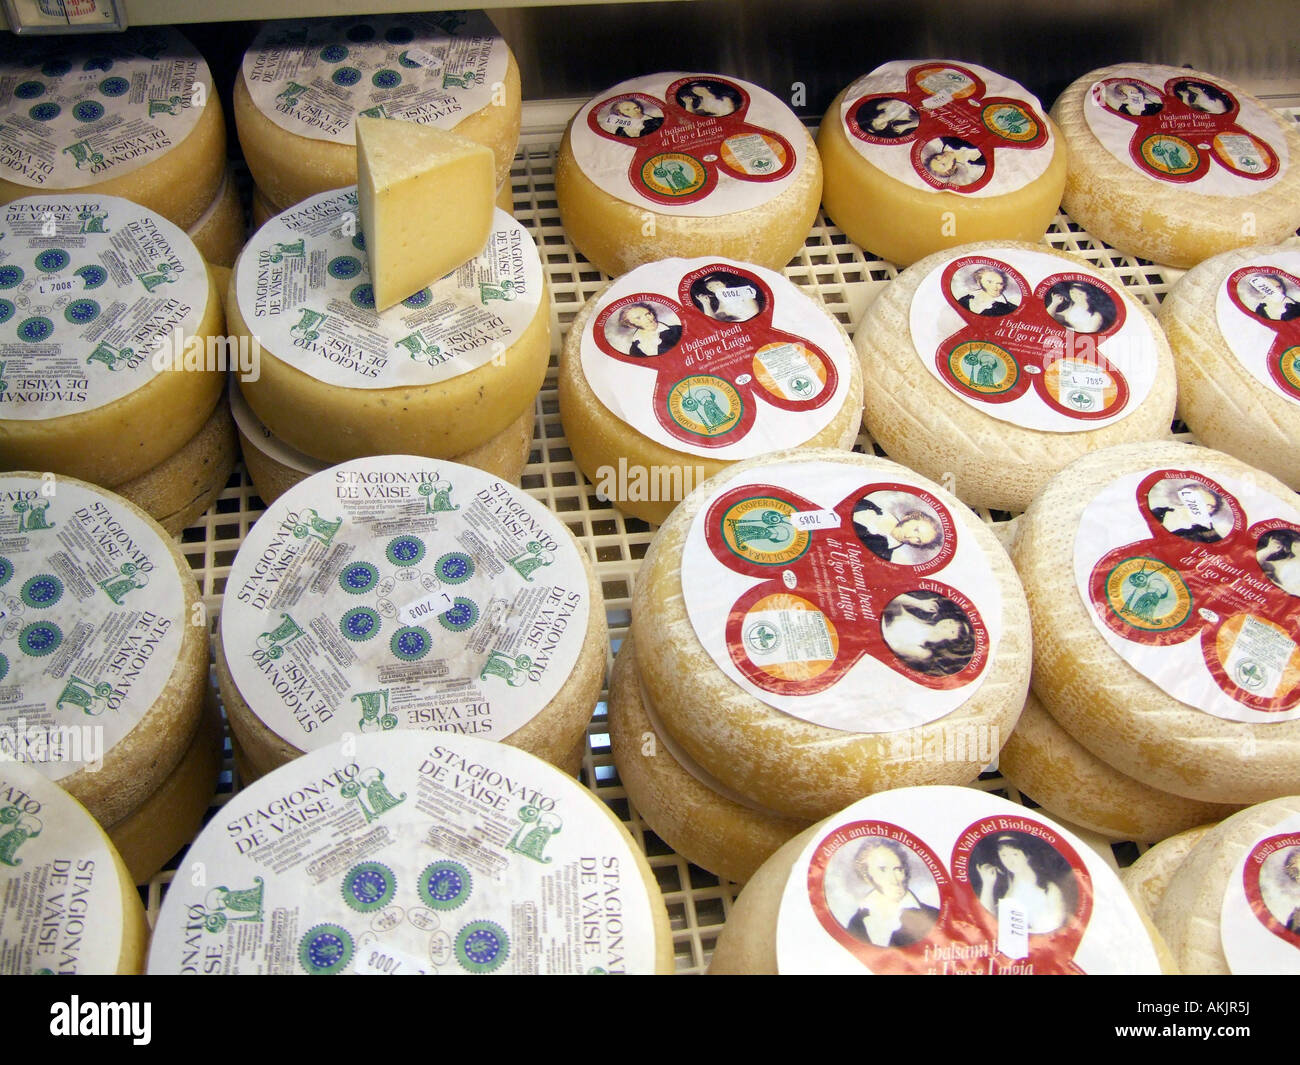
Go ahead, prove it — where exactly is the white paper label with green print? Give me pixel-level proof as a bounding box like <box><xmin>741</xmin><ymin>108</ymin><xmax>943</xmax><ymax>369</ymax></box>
<box><xmin>145</xmin><ymin>733</ymin><xmax>658</xmax><ymax>974</ymax></box>
<box><xmin>0</xmin><ymin>766</ymin><xmax>123</xmax><ymax>974</ymax></box>
<box><xmin>0</xmin><ymin>27</ymin><xmax>209</xmax><ymax>189</ymax></box>
<box><xmin>221</xmin><ymin>457</ymin><xmax>590</xmax><ymax>751</ymax></box>
<box><xmin>238</xmin><ymin>192</ymin><xmax>541</xmax><ymax>389</ymax></box>
<box><xmin>242</xmin><ymin>12</ymin><xmax>507</xmax><ymax>146</ymax></box>
<box><xmin>0</xmin><ymin>476</ymin><xmax>185</xmax><ymax>781</ymax></box>
<box><xmin>0</xmin><ymin>195</ymin><xmax>207</xmax><ymax>420</ymax></box>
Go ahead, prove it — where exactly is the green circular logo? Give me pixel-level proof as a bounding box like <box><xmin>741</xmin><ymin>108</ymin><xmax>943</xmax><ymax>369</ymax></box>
<box><xmin>341</xmin><ymin>862</ymin><xmax>395</xmax><ymax>913</ymax></box>
<box><xmin>419</xmin><ymin>860</ymin><xmax>472</xmax><ymax>911</ymax></box>
<box><xmin>455</xmin><ymin>920</ymin><xmax>509</xmax><ymax>974</ymax></box>
<box><xmin>299</xmin><ymin>924</ymin><xmax>354</xmax><ymax>974</ymax></box>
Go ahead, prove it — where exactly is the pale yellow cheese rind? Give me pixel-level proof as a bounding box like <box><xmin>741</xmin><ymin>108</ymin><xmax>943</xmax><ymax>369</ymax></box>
<box><xmin>187</xmin><ymin>167</ymin><xmax>247</xmax><ymax>270</ymax></box>
<box><xmin>818</xmin><ymin>88</ymin><xmax>1067</xmax><ymax>267</ymax></box>
<box><xmin>555</xmin><ymin>122</ymin><xmax>823</xmax><ymax>278</ymax></box>
<box><xmin>1011</xmin><ymin>441</ymin><xmax>1300</xmax><ymax>805</ymax></box>
<box><xmin>1000</xmin><ymin>690</ymin><xmax>1241</xmax><ymax>842</ymax></box>
<box><xmin>1120</xmin><ymin>823</ymin><xmax>1215</xmax><ymax>919</ymax></box>
<box><xmin>856</xmin><ymin>240</ymin><xmax>1177</xmax><ymax>513</ymax></box>
<box><xmin>234</xmin><ymin>52</ymin><xmax>521</xmax><ymax>208</ymax></box>
<box><xmin>1051</xmin><ymin>67</ymin><xmax>1300</xmax><ymax>270</ymax></box>
<box><xmin>631</xmin><ymin>447</ymin><xmax>1031</xmax><ymax>822</ymax></box>
<box><xmin>609</xmin><ymin>636</ymin><xmax>810</xmax><ymax>885</ymax></box>
<box><xmin>356</xmin><ymin>117</ymin><xmax>496</xmax><ymax>311</ymax></box>
<box><xmin>559</xmin><ymin>279</ymin><xmax>865</xmax><ymax>525</ymax></box>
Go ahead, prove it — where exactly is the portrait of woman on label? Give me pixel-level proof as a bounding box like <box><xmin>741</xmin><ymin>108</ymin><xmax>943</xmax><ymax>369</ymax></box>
<box><xmin>951</xmin><ymin>264</ymin><xmax>1022</xmax><ymax>317</ymax></box>
<box><xmin>1238</xmin><ymin>272</ymin><xmax>1300</xmax><ymax>322</ymax></box>
<box><xmin>675</xmin><ymin>79</ymin><xmax>743</xmax><ymax>118</ymax></box>
<box><xmin>1259</xmin><ymin>846</ymin><xmax>1300</xmax><ymax>935</ymax></box>
<box><xmin>689</xmin><ymin>270</ymin><xmax>765</xmax><ymax>323</ymax></box>
<box><xmin>919</xmin><ymin>136</ymin><xmax>986</xmax><ymax>187</ymax></box>
<box><xmin>604</xmin><ymin>300</ymin><xmax>683</xmax><ymax>358</ymax></box>
<box><xmin>1043</xmin><ymin>280</ymin><xmax>1117</xmax><ymax>334</ymax></box>
<box><xmin>852</xmin><ymin>491</ymin><xmax>945</xmax><ymax>565</ymax></box>
<box><xmin>1147</xmin><ymin>477</ymin><xmax>1234</xmax><ymax>543</ymax></box>
<box><xmin>1172</xmin><ymin>79</ymin><xmax>1232</xmax><ymax>115</ymax></box>
<box><xmin>1104</xmin><ymin>80</ymin><xmax>1163</xmax><ymax>117</ymax></box>
<box><xmin>970</xmin><ymin>831</ymin><xmax>1077</xmax><ymax>936</ymax></box>
<box><xmin>880</xmin><ymin>590</ymin><xmax>977</xmax><ymax>678</ymax></box>
<box><xmin>1257</xmin><ymin>528</ymin><xmax>1300</xmax><ymax>597</ymax></box>
<box><xmin>855</xmin><ymin>96</ymin><xmax>920</xmax><ymax>139</ymax></box>
<box><xmin>597</xmin><ymin>96</ymin><xmax>664</xmax><ymax>138</ymax></box>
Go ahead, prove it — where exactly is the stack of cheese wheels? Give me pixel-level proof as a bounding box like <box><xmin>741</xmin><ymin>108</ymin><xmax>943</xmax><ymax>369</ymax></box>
<box><xmin>230</xmin><ymin>383</ymin><xmax>533</xmax><ymax>506</ymax></box>
<box><xmin>0</xmin><ymin>28</ymin><xmax>226</xmax><ymax>230</ymax></box>
<box><xmin>1161</xmin><ymin>243</ymin><xmax>1300</xmax><ymax>488</ymax></box>
<box><xmin>0</xmin><ymin>195</ymin><xmax>234</xmax><ymax>535</ymax></box>
<box><xmin>631</xmin><ymin>447</ymin><xmax>1031</xmax><ymax>823</ymax></box>
<box><xmin>229</xmin><ymin>192</ymin><xmax>547</xmax><ymax>470</ymax></box>
<box><xmin>556</xmin><ymin>72</ymin><xmax>823</xmax><ymax>277</ymax></box>
<box><xmin>559</xmin><ymin>256</ymin><xmax>865</xmax><ymax>525</ymax></box>
<box><xmin>235</xmin><ymin>13</ymin><xmax>520</xmax><ymax>213</ymax></box>
<box><xmin>1013</xmin><ymin>441</ymin><xmax>1300</xmax><ymax>808</ymax></box>
<box><xmin>999</xmin><ymin>692</ymin><xmax>1241</xmax><ymax>842</ymax></box>
<box><xmin>856</xmin><ymin>240</ymin><xmax>1177</xmax><ymax>512</ymax></box>
<box><xmin>1155</xmin><ymin>796</ymin><xmax>1300</xmax><ymax>974</ymax></box>
<box><xmin>216</xmin><ymin>456</ymin><xmax>606</xmax><ymax>782</ymax></box>
<box><xmin>1120</xmin><ymin>823</ymin><xmax>1215</xmax><ymax>918</ymax></box>
<box><xmin>186</xmin><ymin>167</ymin><xmax>246</xmax><ymax>270</ymax></box>
<box><xmin>1</xmin><ymin>764</ymin><xmax>149</xmax><ymax>974</ymax></box>
<box><xmin>147</xmin><ymin>731</ymin><xmax>674</xmax><ymax>974</ymax></box>
<box><xmin>709</xmin><ymin>785</ymin><xmax>1173</xmax><ymax>974</ymax></box>
<box><xmin>0</xmin><ymin>473</ymin><xmax>213</xmax><ymax>877</ymax></box>
<box><xmin>819</xmin><ymin>60</ymin><xmax>1067</xmax><ymax>267</ymax></box>
<box><xmin>1051</xmin><ymin>64</ymin><xmax>1300</xmax><ymax>269</ymax></box>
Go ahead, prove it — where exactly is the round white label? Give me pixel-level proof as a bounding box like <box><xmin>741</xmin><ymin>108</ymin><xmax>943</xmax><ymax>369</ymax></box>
<box><xmin>236</xmin><ymin>192</ymin><xmax>542</xmax><ymax>390</ymax></box>
<box><xmin>0</xmin><ymin>27</ymin><xmax>210</xmax><ymax>189</ymax></box>
<box><xmin>837</xmin><ymin>60</ymin><xmax>1056</xmax><ymax>198</ymax></box>
<box><xmin>241</xmin><ymin>12</ymin><xmax>508</xmax><ymax>146</ymax></box>
<box><xmin>776</xmin><ymin>785</ymin><xmax>1162</xmax><ymax>974</ymax></box>
<box><xmin>221</xmin><ymin>456</ymin><xmax>590</xmax><ymax>750</ymax></box>
<box><xmin>1073</xmin><ymin>466</ymin><xmax>1300</xmax><ymax>724</ymax></box>
<box><xmin>569</xmin><ymin>72</ymin><xmax>809</xmax><ymax>218</ymax></box>
<box><xmin>1082</xmin><ymin>63</ymin><xmax>1289</xmax><ymax>196</ymax></box>
<box><xmin>0</xmin><ymin>475</ymin><xmax>185</xmax><ymax>781</ymax></box>
<box><xmin>146</xmin><ymin>732</ymin><xmax>658</xmax><ymax>974</ymax></box>
<box><xmin>579</xmin><ymin>257</ymin><xmax>853</xmax><ymax>459</ymax></box>
<box><xmin>908</xmin><ymin>247</ymin><xmax>1159</xmax><ymax>431</ymax></box>
<box><xmin>679</xmin><ymin>460</ymin><xmax>1003</xmax><ymax>733</ymax></box>
<box><xmin>1221</xmin><ymin>812</ymin><xmax>1300</xmax><ymax>974</ymax></box>
<box><xmin>1214</xmin><ymin>249</ymin><xmax>1300</xmax><ymax>407</ymax></box>
<box><xmin>0</xmin><ymin>764</ymin><xmax>124</xmax><ymax>974</ymax></box>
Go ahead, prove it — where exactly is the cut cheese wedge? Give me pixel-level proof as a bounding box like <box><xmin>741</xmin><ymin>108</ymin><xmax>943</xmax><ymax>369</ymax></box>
<box><xmin>357</xmin><ymin>117</ymin><xmax>496</xmax><ymax>311</ymax></box>
<box><xmin>1000</xmin><ymin>691</ymin><xmax>1241</xmax><ymax>842</ymax></box>
<box><xmin>0</xmin><ymin>764</ymin><xmax>148</xmax><ymax>974</ymax></box>
<box><xmin>147</xmin><ymin>731</ymin><xmax>674</xmax><ymax>973</ymax></box>
<box><xmin>1120</xmin><ymin>823</ymin><xmax>1215</xmax><ymax>919</ymax></box>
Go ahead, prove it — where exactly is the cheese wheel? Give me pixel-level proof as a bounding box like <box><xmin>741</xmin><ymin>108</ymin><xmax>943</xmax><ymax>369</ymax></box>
<box><xmin>186</xmin><ymin>167</ymin><xmax>246</xmax><ymax>269</ymax></box>
<box><xmin>1155</xmin><ymin>796</ymin><xmax>1300</xmax><ymax>974</ymax></box>
<box><xmin>1012</xmin><ymin>441</ymin><xmax>1300</xmax><ymax>805</ymax></box>
<box><xmin>231</xmin><ymin>194</ymin><xmax>548</xmax><ymax>462</ymax></box>
<box><xmin>608</xmin><ymin>636</ymin><xmax>809</xmax><ymax>884</ymax></box>
<box><xmin>632</xmin><ymin>447</ymin><xmax>1030</xmax><ymax>821</ymax></box>
<box><xmin>560</xmin><ymin>257</ymin><xmax>865</xmax><ymax>525</ymax></box>
<box><xmin>0</xmin><ymin>764</ymin><xmax>148</xmax><ymax>974</ymax></box>
<box><xmin>0</xmin><ymin>473</ymin><xmax>208</xmax><ymax>827</ymax></box>
<box><xmin>819</xmin><ymin>61</ymin><xmax>1067</xmax><ymax>267</ymax></box>
<box><xmin>556</xmin><ymin>72</ymin><xmax>822</xmax><ymax>277</ymax></box>
<box><xmin>856</xmin><ymin>240</ymin><xmax>1177</xmax><ymax>512</ymax></box>
<box><xmin>1051</xmin><ymin>64</ymin><xmax>1300</xmax><ymax>269</ymax></box>
<box><xmin>147</xmin><ymin>731</ymin><xmax>672</xmax><ymax>974</ymax></box>
<box><xmin>1160</xmin><ymin>244</ymin><xmax>1300</xmax><ymax>487</ymax></box>
<box><xmin>0</xmin><ymin>28</ymin><xmax>226</xmax><ymax>230</ymax></box>
<box><xmin>234</xmin><ymin>14</ymin><xmax>520</xmax><ymax>207</ymax></box>
<box><xmin>116</xmin><ymin>397</ymin><xmax>236</xmax><ymax>535</ymax></box>
<box><xmin>231</xmin><ymin>381</ymin><xmax>533</xmax><ymax>505</ymax></box>
<box><xmin>710</xmin><ymin>785</ymin><xmax>1170</xmax><ymax>974</ymax></box>
<box><xmin>106</xmin><ymin>682</ymin><xmax>223</xmax><ymax>884</ymax></box>
<box><xmin>0</xmin><ymin>196</ymin><xmax>225</xmax><ymax>488</ymax></box>
<box><xmin>254</xmin><ymin>178</ymin><xmax>512</xmax><ymax>232</ymax></box>
<box><xmin>1120</xmin><ymin>823</ymin><xmax>1215</xmax><ymax>918</ymax></box>
<box><xmin>217</xmin><ymin>456</ymin><xmax>606</xmax><ymax>777</ymax></box>
<box><xmin>999</xmin><ymin>691</ymin><xmax>1241</xmax><ymax>842</ymax></box>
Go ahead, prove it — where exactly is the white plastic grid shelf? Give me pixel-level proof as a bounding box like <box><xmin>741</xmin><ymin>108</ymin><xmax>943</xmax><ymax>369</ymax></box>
<box><xmin>145</xmin><ymin>108</ymin><xmax>1300</xmax><ymax>975</ymax></box>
